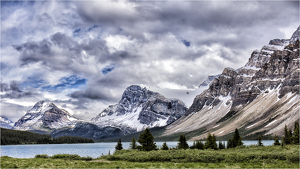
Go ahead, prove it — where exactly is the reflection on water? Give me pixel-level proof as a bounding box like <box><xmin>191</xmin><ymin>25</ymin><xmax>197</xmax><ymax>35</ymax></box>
<box><xmin>0</xmin><ymin>140</ymin><xmax>275</xmax><ymax>158</ymax></box>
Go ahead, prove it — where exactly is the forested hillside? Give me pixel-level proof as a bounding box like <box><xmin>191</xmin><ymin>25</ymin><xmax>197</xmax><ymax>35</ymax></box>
<box><xmin>0</xmin><ymin>128</ymin><xmax>94</xmax><ymax>145</ymax></box>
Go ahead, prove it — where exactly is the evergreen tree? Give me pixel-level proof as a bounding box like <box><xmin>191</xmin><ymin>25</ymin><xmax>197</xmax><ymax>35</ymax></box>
<box><xmin>227</xmin><ymin>139</ymin><xmax>233</xmax><ymax>148</ymax></box>
<box><xmin>283</xmin><ymin>125</ymin><xmax>292</xmax><ymax>145</ymax></box>
<box><xmin>137</xmin><ymin>128</ymin><xmax>157</xmax><ymax>151</ymax></box>
<box><xmin>273</xmin><ymin>135</ymin><xmax>280</xmax><ymax>145</ymax></box>
<box><xmin>232</xmin><ymin>128</ymin><xmax>243</xmax><ymax>147</ymax></box>
<box><xmin>115</xmin><ymin>139</ymin><xmax>123</xmax><ymax>151</ymax></box>
<box><xmin>129</xmin><ymin>137</ymin><xmax>137</xmax><ymax>149</ymax></box>
<box><xmin>161</xmin><ymin>141</ymin><xmax>169</xmax><ymax>150</ymax></box>
<box><xmin>195</xmin><ymin>140</ymin><xmax>204</xmax><ymax>150</ymax></box>
<box><xmin>257</xmin><ymin>135</ymin><xmax>263</xmax><ymax>146</ymax></box>
<box><xmin>177</xmin><ymin>134</ymin><xmax>189</xmax><ymax>149</ymax></box>
<box><xmin>204</xmin><ymin>133</ymin><xmax>218</xmax><ymax>150</ymax></box>
<box><xmin>219</xmin><ymin>141</ymin><xmax>225</xmax><ymax>149</ymax></box>
<box><xmin>293</xmin><ymin>121</ymin><xmax>299</xmax><ymax>145</ymax></box>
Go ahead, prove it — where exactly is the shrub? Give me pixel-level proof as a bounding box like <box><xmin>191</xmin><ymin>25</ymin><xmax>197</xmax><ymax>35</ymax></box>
<box><xmin>50</xmin><ymin>154</ymin><xmax>92</xmax><ymax>161</ymax></box>
<box><xmin>35</xmin><ymin>154</ymin><xmax>49</xmax><ymax>158</ymax></box>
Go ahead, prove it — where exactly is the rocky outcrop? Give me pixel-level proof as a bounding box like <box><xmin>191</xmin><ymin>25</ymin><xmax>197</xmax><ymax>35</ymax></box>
<box><xmin>199</xmin><ymin>75</ymin><xmax>220</xmax><ymax>87</ymax></box>
<box><xmin>14</xmin><ymin>100</ymin><xmax>80</xmax><ymax>131</ymax></box>
<box><xmin>164</xmin><ymin>26</ymin><xmax>300</xmax><ymax>139</ymax></box>
<box><xmin>91</xmin><ymin>85</ymin><xmax>187</xmax><ymax>132</ymax></box>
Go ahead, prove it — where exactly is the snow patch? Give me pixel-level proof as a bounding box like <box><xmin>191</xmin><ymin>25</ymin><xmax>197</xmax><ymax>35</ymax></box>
<box><xmin>246</xmin><ymin>123</ymin><xmax>257</xmax><ymax>129</ymax></box>
<box><xmin>265</xmin><ymin>120</ymin><xmax>277</xmax><ymax>127</ymax></box>
<box><xmin>213</xmin><ymin>124</ymin><xmax>220</xmax><ymax>128</ymax></box>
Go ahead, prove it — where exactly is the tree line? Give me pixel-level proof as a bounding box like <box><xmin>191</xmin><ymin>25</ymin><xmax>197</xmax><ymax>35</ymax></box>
<box><xmin>1</xmin><ymin>128</ymin><xmax>94</xmax><ymax>145</ymax></box>
<box><xmin>115</xmin><ymin>121</ymin><xmax>299</xmax><ymax>151</ymax></box>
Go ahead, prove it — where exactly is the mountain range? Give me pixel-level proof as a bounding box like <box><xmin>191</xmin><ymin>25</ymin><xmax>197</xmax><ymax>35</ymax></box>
<box><xmin>1</xmin><ymin>26</ymin><xmax>299</xmax><ymax>141</ymax></box>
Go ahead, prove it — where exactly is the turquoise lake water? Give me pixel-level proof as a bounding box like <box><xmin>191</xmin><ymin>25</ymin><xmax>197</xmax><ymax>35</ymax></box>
<box><xmin>0</xmin><ymin>140</ymin><xmax>275</xmax><ymax>158</ymax></box>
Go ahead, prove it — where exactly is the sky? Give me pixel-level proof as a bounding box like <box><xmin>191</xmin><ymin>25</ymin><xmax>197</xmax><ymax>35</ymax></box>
<box><xmin>0</xmin><ymin>0</ymin><xmax>299</xmax><ymax>122</ymax></box>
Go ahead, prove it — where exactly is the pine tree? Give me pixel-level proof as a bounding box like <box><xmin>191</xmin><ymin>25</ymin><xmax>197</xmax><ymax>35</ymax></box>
<box><xmin>161</xmin><ymin>141</ymin><xmax>169</xmax><ymax>150</ymax></box>
<box><xmin>257</xmin><ymin>135</ymin><xmax>263</xmax><ymax>146</ymax></box>
<box><xmin>273</xmin><ymin>135</ymin><xmax>280</xmax><ymax>145</ymax></box>
<box><xmin>115</xmin><ymin>139</ymin><xmax>123</xmax><ymax>151</ymax></box>
<box><xmin>178</xmin><ymin>134</ymin><xmax>189</xmax><ymax>149</ymax></box>
<box><xmin>232</xmin><ymin>128</ymin><xmax>243</xmax><ymax>147</ymax></box>
<box><xmin>227</xmin><ymin>139</ymin><xmax>233</xmax><ymax>148</ymax></box>
<box><xmin>219</xmin><ymin>141</ymin><xmax>225</xmax><ymax>149</ymax></box>
<box><xmin>195</xmin><ymin>140</ymin><xmax>204</xmax><ymax>150</ymax></box>
<box><xmin>204</xmin><ymin>133</ymin><xmax>218</xmax><ymax>150</ymax></box>
<box><xmin>293</xmin><ymin>121</ymin><xmax>299</xmax><ymax>145</ymax></box>
<box><xmin>137</xmin><ymin>128</ymin><xmax>157</xmax><ymax>151</ymax></box>
<box><xmin>283</xmin><ymin>125</ymin><xmax>292</xmax><ymax>145</ymax></box>
<box><xmin>129</xmin><ymin>137</ymin><xmax>137</xmax><ymax>149</ymax></box>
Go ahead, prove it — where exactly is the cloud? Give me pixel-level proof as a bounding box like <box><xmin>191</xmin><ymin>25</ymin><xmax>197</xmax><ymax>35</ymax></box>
<box><xmin>0</xmin><ymin>81</ymin><xmax>38</xmax><ymax>99</ymax></box>
<box><xmin>1</xmin><ymin>0</ymin><xmax>298</xmax><ymax>121</ymax></box>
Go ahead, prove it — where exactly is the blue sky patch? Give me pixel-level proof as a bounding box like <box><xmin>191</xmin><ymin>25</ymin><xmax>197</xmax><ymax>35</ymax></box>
<box><xmin>102</xmin><ymin>64</ymin><xmax>115</xmax><ymax>75</ymax></box>
<box><xmin>73</xmin><ymin>28</ymin><xmax>81</xmax><ymax>34</ymax></box>
<box><xmin>88</xmin><ymin>25</ymin><xmax>99</xmax><ymax>32</ymax></box>
<box><xmin>42</xmin><ymin>75</ymin><xmax>87</xmax><ymax>91</ymax></box>
<box><xmin>181</xmin><ymin>39</ymin><xmax>191</xmax><ymax>47</ymax></box>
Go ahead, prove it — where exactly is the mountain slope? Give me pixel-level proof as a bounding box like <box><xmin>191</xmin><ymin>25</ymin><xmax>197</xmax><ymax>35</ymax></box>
<box><xmin>51</xmin><ymin>85</ymin><xmax>188</xmax><ymax>140</ymax></box>
<box><xmin>14</xmin><ymin>101</ymin><xmax>80</xmax><ymax>132</ymax></box>
<box><xmin>91</xmin><ymin>85</ymin><xmax>187</xmax><ymax>132</ymax></box>
<box><xmin>0</xmin><ymin>116</ymin><xmax>14</xmax><ymax>129</ymax></box>
<box><xmin>163</xmin><ymin>26</ymin><xmax>300</xmax><ymax>140</ymax></box>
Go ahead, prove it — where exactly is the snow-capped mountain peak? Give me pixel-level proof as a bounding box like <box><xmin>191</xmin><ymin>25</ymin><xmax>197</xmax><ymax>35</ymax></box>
<box><xmin>28</xmin><ymin>100</ymin><xmax>55</xmax><ymax>114</ymax></box>
<box><xmin>91</xmin><ymin>85</ymin><xmax>187</xmax><ymax>132</ymax></box>
<box><xmin>0</xmin><ymin>116</ymin><xmax>14</xmax><ymax>129</ymax></box>
<box><xmin>14</xmin><ymin>100</ymin><xmax>80</xmax><ymax>131</ymax></box>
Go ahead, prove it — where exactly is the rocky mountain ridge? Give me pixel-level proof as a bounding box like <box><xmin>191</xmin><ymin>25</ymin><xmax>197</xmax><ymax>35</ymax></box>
<box><xmin>14</xmin><ymin>100</ymin><xmax>80</xmax><ymax>132</ymax></box>
<box><xmin>13</xmin><ymin>86</ymin><xmax>187</xmax><ymax>140</ymax></box>
<box><xmin>164</xmin><ymin>26</ymin><xmax>299</xmax><ymax>140</ymax></box>
<box><xmin>91</xmin><ymin>85</ymin><xmax>187</xmax><ymax>131</ymax></box>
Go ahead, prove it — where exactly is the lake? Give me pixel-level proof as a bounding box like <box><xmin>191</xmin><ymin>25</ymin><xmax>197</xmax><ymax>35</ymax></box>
<box><xmin>0</xmin><ymin>140</ymin><xmax>275</xmax><ymax>158</ymax></box>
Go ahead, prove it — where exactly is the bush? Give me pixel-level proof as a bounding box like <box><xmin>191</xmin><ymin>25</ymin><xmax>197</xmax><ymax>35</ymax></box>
<box><xmin>35</xmin><ymin>154</ymin><xmax>49</xmax><ymax>158</ymax></box>
<box><xmin>101</xmin><ymin>145</ymin><xmax>299</xmax><ymax>163</ymax></box>
<box><xmin>51</xmin><ymin>154</ymin><xmax>92</xmax><ymax>161</ymax></box>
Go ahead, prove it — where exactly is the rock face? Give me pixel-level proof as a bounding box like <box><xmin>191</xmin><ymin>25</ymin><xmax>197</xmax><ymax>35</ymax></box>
<box><xmin>0</xmin><ymin>116</ymin><xmax>14</xmax><ymax>129</ymax></box>
<box><xmin>91</xmin><ymin>85</ymin><xmax>187</xmax><ymax>132</ymax></box>
<box><xmin>198</xmin><ymin>75</ymin><xmax>220</xmax><ymax>87</ymax></box>
<box><xmin>164</xmin><ymin>26</ymin><xmax>300</xmax><ymax>139</ymax></box>
<box><xmin>14</xmin><ymin>101</ymin><xmax>80</xmax><ymax>131</ymax></box>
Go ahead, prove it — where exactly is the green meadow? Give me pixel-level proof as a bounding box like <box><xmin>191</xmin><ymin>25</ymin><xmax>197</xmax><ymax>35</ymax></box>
<box><xmin>1</xmin><ymin>145</ymin><xmax>299</xmax><ymax>168</ymax></box>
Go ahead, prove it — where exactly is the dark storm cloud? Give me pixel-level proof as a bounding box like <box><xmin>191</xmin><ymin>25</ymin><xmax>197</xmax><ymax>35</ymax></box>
<box><xmin>15</xmin><ymin>32</ymin><xmax>106</xmax><ymax>73</ymax></box>
<box><xmin>76</xmin><ymin>1</ymin><xmax>298</xmax><ymax>47</ymax></box>
<box><xmin>69</xmin><ymin>85</ymin><xmax>120</xmax><ymax>104</ymax></box>
<box><xmin>1</xmin><ymin>0</ymin><xmax>299</xmax><ymax>120</ymax></box>
<box><xmin>0</xmin><ymin>81</ymin><xmax>37</xmax><ymax>99</ymax></box>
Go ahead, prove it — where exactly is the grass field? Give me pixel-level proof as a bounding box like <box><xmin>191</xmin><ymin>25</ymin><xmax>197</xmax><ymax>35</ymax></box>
<box><xmin>1</xmin><ymin>145</ymin><xmax>299</xmax><ymax>168</ymax></box>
